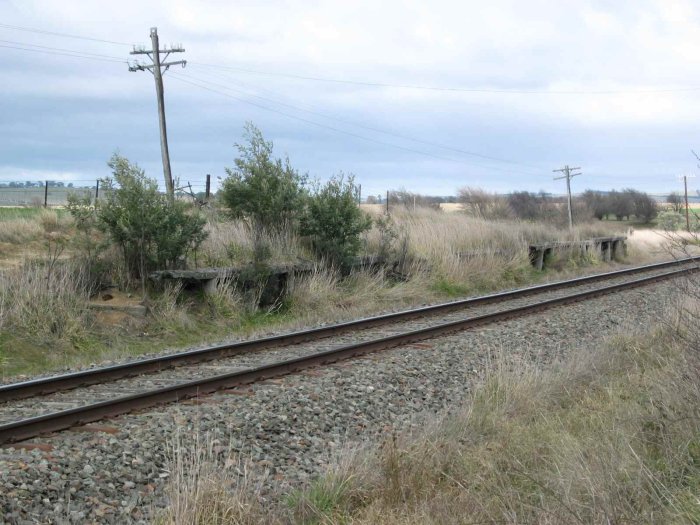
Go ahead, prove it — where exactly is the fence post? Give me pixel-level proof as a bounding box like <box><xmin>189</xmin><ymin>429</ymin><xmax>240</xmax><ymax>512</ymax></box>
<box><xmin>44</xmin><ymin>181</ymin><xmax>48</xmax><ymax>208</ymax></box>
<box><xmin>386</xmin><ymin>190</ymin><xmax>389</xmax><ymax>214</ymax></box>
<box><xmin>205</xmin><ymin>174</ymin><xmax>211</xmax><ymax>201</ymax></box>
<box><xmin>95</xmin><ymin>179</ymin><xmax>100</xmax><ymax>203</ymax></box>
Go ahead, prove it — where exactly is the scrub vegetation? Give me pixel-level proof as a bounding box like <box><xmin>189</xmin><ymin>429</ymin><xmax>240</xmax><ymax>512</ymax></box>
<box><xmin>0</xmin><ymin>123</ymin><xmax>635</xmax><ymax>378</ymax></box>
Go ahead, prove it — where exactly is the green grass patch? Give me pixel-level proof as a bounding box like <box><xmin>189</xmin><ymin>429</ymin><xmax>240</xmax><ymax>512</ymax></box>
<box><xmin>430</xmin><ymin>277</ymin><xmax>472</xmax><ymax>297</ymax></box>
<box><xmin>0</xmin><ymin>207</ymin><xmax>68</xmax><ymax>221</ymax></box>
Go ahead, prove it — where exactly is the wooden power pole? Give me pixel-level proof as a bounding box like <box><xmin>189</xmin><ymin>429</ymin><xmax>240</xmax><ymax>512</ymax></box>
<box><xmin>679</xmin><ymin>174</ymin><xmax>696</xmax><ymax>232</ymax></box>
<box><xmin>553</xmin><ymin>165</ymin><xmax>582</xmax><ymax>229</ymax></box>
<box><xmin>129</xmin><ymin>28</ymin><xmax>186</xmax><ymax>200</ymax></box>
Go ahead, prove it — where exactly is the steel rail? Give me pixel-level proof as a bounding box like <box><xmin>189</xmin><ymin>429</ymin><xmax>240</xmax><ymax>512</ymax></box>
<box><xmin>0</xmin><ymin>265</ymin><xmax>693</xmax><ymax>445</ymax></box>
<box><xmin>0</xmin><ymin>257</ymin><xmax>697</xmax><ymax>404</ymax></box>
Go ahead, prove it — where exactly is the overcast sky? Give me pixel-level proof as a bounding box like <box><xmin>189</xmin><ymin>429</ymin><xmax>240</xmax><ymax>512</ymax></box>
<box><xmin>2</xmin><ymin>0</ymin><xmax>700</xmax><ymax>196</ymax></box>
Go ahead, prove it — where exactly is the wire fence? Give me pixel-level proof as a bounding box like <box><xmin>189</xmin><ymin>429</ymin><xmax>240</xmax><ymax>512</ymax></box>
<box><xmin>0</xmin><ymin>178</ymin><xmax>213</xmax><ymax>207</ymax></box>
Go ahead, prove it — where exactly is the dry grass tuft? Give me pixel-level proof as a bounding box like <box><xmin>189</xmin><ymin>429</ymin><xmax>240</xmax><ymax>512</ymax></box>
<box><xmin>157</xmin><ymin>430</ymin><xmax>274</xmax><ymax>525</ymax></box>
<box><xmin>0</xmin><ymin>217</ymin><xmax>43</xmax><ymax>244</ymax></box>
<box><xmin>362</xmin><ymin>207</ymin><xmax>624</xmax><ymax>292</ymax></box>
<box><xmin>0</xmin><ymin>208</ymin><xmax>71</xmax><ymax>245</ymax></box>
<box><xmin>200</xmin><ymin>219</ymin><xmax>308</xmax><ymax>266</ymax></box>
<box><xmin>148</xmin><ymin>282</ymin><xmax>196</xmax><ymax>334</ymax></box>
<box><xmin>0</xmin><ymin>260</ymin><xmax>91</xmax><ymax>343</ymax></box>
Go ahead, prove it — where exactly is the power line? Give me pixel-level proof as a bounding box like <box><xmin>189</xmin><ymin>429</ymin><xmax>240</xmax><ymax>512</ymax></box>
<box><xmin>188</xmin><ymin>65</ymin><xmax>543</xmax><ymax>172</ymax></box>
<box><xmin>0</xmin><ymin>39</ymin><xmax>127</xmax><ymax>61</ymax></box>
<box><xmin>3</xmin><ymin>22</ymin><xmax>699</xmax><ymax>95</ymax></box>
<box><xmin>0</xmin><ymin>23</ymin><xmax>134</xmax><ymax>46</ymax></box>
<box><xmin>170</xmin><ymin>72</ymin><xmax>458</xmax><ymax>164</ymax></box>
<box><xmin>170</xmin><ymin>72</ymin><xmax>537</xmax><ymax>175</ymax></box>
<box><xmin>0</xmin><ymin>43</ymin><xmax>126</xmax><ymax>63</ymax></box>
<box><xmin>194</xmin><ymin>62</ymin><xmax>700</xmax><ymax>95</ymax></box>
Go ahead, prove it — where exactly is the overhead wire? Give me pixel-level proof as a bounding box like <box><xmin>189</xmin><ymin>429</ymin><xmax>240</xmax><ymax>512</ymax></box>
<box><xmin>189</xmin><ymin>65</ymin><xmax>543</xmax><ymax>172</ymax></box>
<box><xmin>0</xmin><ymin>23</ymin><xmax>134</xmax><ymax>46</ymax></box>
<box><xmin>170</xmin><ymin>71</ymin><xmax>539</xmax><ymax>176</ymax></box>
<box><xmin>193</xmin><ymin>62</ymin><xmax>700</xmax><ymax>95</ymax></box>
<box><xmin>0</xmin><ymin>39</ymin><xmax>127</xmax><ymax>62</ymax></box>
<box><xmin>170</xmin><ymin>72</ymin><xmax>460</xmax><ymax>164</ymax></box>
<box><xmin>5</xmin><ymin>22</ymin><xmax>685</xmax><ymax>181</ymax></box>
<box><xmin>2</xmin><ymin>23</ymin><xmax>697</xmax><ymax>95</ymax></box>
<box><xmin>0</xmin><ymin>43</ymin><xmax>125</xmax><ymax>63</ymax></box>
<box><xmin>0</xmin><ymin>32</ymin><xmax>543</xmax><ymax>173</ymax></box>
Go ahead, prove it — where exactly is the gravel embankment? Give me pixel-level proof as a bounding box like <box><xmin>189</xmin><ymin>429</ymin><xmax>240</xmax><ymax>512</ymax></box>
<box><xmin>0</xmin><ymin>278</ymin><xmax>681</xmax><ymax>524</ymax></box>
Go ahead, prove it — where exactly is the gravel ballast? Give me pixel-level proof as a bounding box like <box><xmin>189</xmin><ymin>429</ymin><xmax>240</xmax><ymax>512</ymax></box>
<box><xmin>0</xmin><ymin>278</ymin><xmax>682</xmax><ymax>524</ymax></box>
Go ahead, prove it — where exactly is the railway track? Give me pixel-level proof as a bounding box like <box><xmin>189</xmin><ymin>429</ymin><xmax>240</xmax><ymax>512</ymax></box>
<box><xmin>0</xmin><ymin>258</ymin><xmax>696</xmax><ymax>445</ymax></box>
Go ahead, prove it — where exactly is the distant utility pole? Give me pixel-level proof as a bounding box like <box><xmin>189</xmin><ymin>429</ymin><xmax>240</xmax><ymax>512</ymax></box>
<box><xmin>129</xmin><ymin>27</ymin><xmax>186</xmax><ymax>200</ymax></box>
<box><xmin>679</xmin><ymin>174</ymin><xmax>696</xmax><ymax>232</ymax></box>
<box><xmin>553</xmin><ymin>165</ymin><xmax>582</xmax><ymax>229</ymax></box>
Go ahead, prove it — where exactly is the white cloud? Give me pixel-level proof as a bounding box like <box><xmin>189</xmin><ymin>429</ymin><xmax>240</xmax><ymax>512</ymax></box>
<box><xmin>2</xmin><ymin>0</ymin><xmax>700</xmax><ymax>193</ymax></box>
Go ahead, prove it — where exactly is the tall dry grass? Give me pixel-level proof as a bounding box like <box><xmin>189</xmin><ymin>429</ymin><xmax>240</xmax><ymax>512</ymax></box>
<box><xmin>201</xmin><ymin>207</ymin><xmax>632</xmax><ymax>334</ymax></box>
<box><xmin>0</xmin><ymin>260</ymin><xmax>91</xmax><ymax>343</ymax></box>
<box><xmin>362</xmin><ymin>207</ymin><xmax>623</xmax><ymax>292</ymax></box>
<box><xmin>0</xmin><ymin>204</ymin><xmax>636</xmax><ymax>378</ymax></box>
<box><xmin>0</xmin><ymin>208</ymin><xmax>71</xmax><ymax>245</ymax></box>
<box><xmin>199</xmin><ymin>219</ymin><xmax>309</xmax><ymax>267</ymax></box>
<box><xmin>157</xmin><ymin>429</ymin><xmax>273</xmax><ymax>525</ymax></box>
<box><xmin>0</xmin><ymin>216</ymin><xmax>43</xmax><ymax>245</ymax></box>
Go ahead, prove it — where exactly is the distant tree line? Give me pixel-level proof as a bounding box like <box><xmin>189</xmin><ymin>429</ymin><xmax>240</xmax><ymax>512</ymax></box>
<box><xmin>458</xmin><ymin>187</ymin><xmax>659</xmax><ymax>225</ymax></box>
<box><xmin>0</xmin><ymin>181</ymin><xmax>79</xmax><ymax>188</ymax></box>
<box><xmin>581</xmin><ymin>189</ymin><xmax>658</xmax><ymax>222</ymax></box>
<box><xmin>365</xmin><ymin>191</ymin><xmax>458</xmax><ymax>206</ymax></box>
<box><xmin>361</xmin><ymin>186</ymin><xmax>661</xmax><ymax>226</ymax></box>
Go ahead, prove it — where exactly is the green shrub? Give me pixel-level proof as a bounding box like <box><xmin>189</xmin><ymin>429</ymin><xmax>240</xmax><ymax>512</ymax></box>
<box><xmin>220</xmin><ymin>123</ymin><xmax>307</xmax><ymax>237</ymax></box>
<box><xmin>657</xmin><ymin>210</ymin><xmax>684</xmax><ymax>231</ymax></box>
<box><xmin>631</xmin><ymin>190</ymin><xmax>658</xmax><ymax>223</ymax></box>
<box><xmin>98</xmin><ymin>154</ymin><xmax>207</xmax><ymax>289</ymax></box>
<box><xmin>301</xmin><ymin>174</ymin><xmax>372</xmax><ymax>266</ymax></box>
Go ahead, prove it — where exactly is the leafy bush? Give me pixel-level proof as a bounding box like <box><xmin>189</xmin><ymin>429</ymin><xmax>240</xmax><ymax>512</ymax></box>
<box><xmin>630</xmin><ymin>190</ymin><xmax>658</xmax><ymax>223</ymax></box>
<box><xmin>608</xmin><ymin>189</ymin><xmax>635</xmax><ymax>220</ymax></box>
<box><xmin>657</xmin><ymin>210</ymin><xmax>684</xmax><ymax>231</ymax></box>
<box><xmin>374</xmin><ymin>215</ymin><xmax>399</xmax><ymax>260</ymax></box>
<box><xmin>220</xmin><ymin>123</ymin><xmax>307</xmax><ymax>237</ymax></box>
<box><xmin>582</xmin><ymin>188</ymin><xmax>657</xmax><ymax>223</ymax></box>
<box><xmin>667</xmin><ymin>192</ymin><xmax>683</xmax><ymax>213</ymax></box>
<box><xmin>581</xmin><ymin>190</ymin><xmax>610</xmax><ymax>220</ymax></box>
<box><xmin>98</xmin><ymin>154</ymin><xmax>207</xmax><ymax>287</ymax></box>
<box><xmin>507</xmin><ymin>191</ymin><xmax>552</xmax><ymax>221</ymax></box>
<box><xmin>458</xmin><ymin>187</ymin><xmax>513</xmax><ymax>220</ymax></box>
<box><xmin>301</xmin><ymin>174</ymin><xmax>372</xmax><ymax>265</ymax></box>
